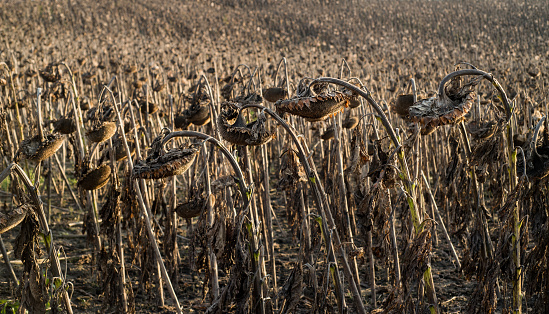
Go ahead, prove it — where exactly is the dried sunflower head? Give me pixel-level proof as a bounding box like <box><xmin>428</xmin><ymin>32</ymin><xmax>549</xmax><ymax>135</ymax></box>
<box><xmin>0</xmin><ymin>203</ymin><xmax>30</xmax><ymax>234</ymax></box>
<box><xmin>39</xmin><ymin>63</ymin><xmax>60</xmax><ymax>83</ymax></box>
<box><xmin>85</xmin><ymin>103</ymin><xmax>117</xmax><ymax>143</ymax></box>
<box><xmin>132</xmin><ymin>129</ymin><xmax>199</xmax><ymax>180</ymax></box>
<box><xmin>343</xmin><ymin>115</ymin><xmax>359</xmax><ymax>130</ymax></box>
<box><xmin>467</xmin><ymin>120</ymin><xmax>498</xmax><ymax>140</ymax></box>
<box><xmin>78</xmin><ymin>164</ymin><xmax>112</xmax><ymax>190</ymax></box>
<box><xmin>395</xmin><ymin>76</ymin><xmax>480</xmax><ymax>135</ymax></box>
<box><xmin>52</xmin><ymin>117</ymin><xmax>76</xmax><ymax>134</ymax></box>
<box><xmin>132</xmin><ymin>147</ymin><xmax>199</xmax><ymax>180</ymax></box>
<box><xmin>392</xmin><ymin>94</ymin><xmax>414</xmax><ymax>117</ymax></box>
<box><xmin>175</xmin><ymin>191</ymin><xmax>211</xmax><ymax>219</ymax></box>
<box><xmin>219</xmin><ymin>101</ymin><xmax>275</xmax><ymax>146</ymax></box>
<box><xmin>183</xmin><ymin>102</ymin><xmax>210</xmax><ymax>126</ymax></box>
<box><xmin>86</xmin><ymin>121</ymin><xmax>117</xmax><ymax>143</ymax></box>
<box><xmin>138</xmin><ymin>100</ymin><xmax>159</xmax><ymax>115</ymax></box>
<box><xmin>262</xmin><ymin>87</ymin><xmax>288</xmax><ymax>103</ymax></box>
<box><xmin>16</xmin><ymin>133</ymin><xmax>64</xmax><ymax>163</ymax></box>
<box><xmin>275</xmin><ymin>87</ymin><xmax>352</xmax><ymax>122</ymax></box>
<box><xmin>321</xmin><ymin>127</ymin><xmax>335</xmax><ymax>140</ymax></box>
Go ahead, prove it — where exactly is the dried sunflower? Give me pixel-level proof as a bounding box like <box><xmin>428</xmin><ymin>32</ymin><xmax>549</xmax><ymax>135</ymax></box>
<box><xmin>78</xmin><ymin>164</ymin><xmax>112</xmax><ymax>190</ymax></box>
<box><xmin>132</xmin><ymin>129</ymin><xmax>199</xmax><ymax>179</ymax></box>
<box><xmin>219</xmin><ymin>101</ymin><xmax>275</xmax><ymax>146</ymax></box>
<box><xmin>275</xmin><ymin>86</ymin><xmax>352</xmax><ymax>122</ymax></box>
<box><xmin>395</xmin><ymin>76</ymin><xmax>479</xmax><ymax>135</ymax></box>
<box><xmin>16</xmin><ymin>133</ymin><xmax>64</xmax><ymax>163</ymax></box>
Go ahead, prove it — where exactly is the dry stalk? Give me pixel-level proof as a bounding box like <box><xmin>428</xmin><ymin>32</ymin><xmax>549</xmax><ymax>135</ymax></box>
<box><xmin>0</xmin><ymin>163</ymin><xmax>73</xmax><ymax>313</ymax></box>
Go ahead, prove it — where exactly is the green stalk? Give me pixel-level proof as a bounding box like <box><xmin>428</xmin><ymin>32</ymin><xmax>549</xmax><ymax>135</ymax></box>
<box><xmin>423</xmin><ymin>267</ymin><xmax>438</xmax><ymax>314</ymax></box>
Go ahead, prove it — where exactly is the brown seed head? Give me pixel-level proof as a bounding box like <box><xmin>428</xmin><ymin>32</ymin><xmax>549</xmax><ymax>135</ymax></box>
<box><xmin>78</xmin><ymin>164</ymin><xmax>112</xmax><ymax>190</ymax></box>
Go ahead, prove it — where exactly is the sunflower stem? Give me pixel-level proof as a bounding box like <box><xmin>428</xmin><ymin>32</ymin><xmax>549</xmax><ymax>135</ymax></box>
<box><xmin>260</xmin><ymin>143</ymin><xmax>277</xmax><ymax>309</ymax></box>
<box><xmin>9</xmin><ymin>163</ymin><xmax>74</xmax><ymax>313</ymax></box>
<box><xmin>234</xmin><ymin>104</ymin><xmax>365</xmax><ymax>314</ymax></box>
<box><xmin>202</xmin><ymin>143</ymin><xmax>220</xmax><ymax>299</ymax></box>
<box><xmin>333</xmin><ymin>114</ymin><xmax>362</xmax><ymax>299</ymax></box>
<box><xmin>0</xmin><ymin>234</ymin><xmax>18</xmax><ymax>287</ymax></box>
<box><xmin>36</xmin><ymin>87</ymin><xmax>44</xmax><ymax>141</ymax></box>
<box><xmin>437</xmin><ymin>69</ymin><xmax>512</xmax><ymax>122</ymax></box>
<box><xmin>160</xmin><ymin>130</ymin><xmax>253</xmax><ymax>312</ymax></box>
<box><xmin>387</xmin><ymin>190</ymin><xmax>401</xmax><ymax>287</ymax></box>
<box><xmin>109</xmin><ymin>88</ymin><xmax>181</xmax><ymax>313</ymax></box>
<box><xmin>421</xmin><ymin>172</ymin><xmax>461</xmax><ymax>269</ymax></box>
<box><xmin>0</xmin><ymin>62</ymin><xmax>23</xmax><ymax>143</ymax></box>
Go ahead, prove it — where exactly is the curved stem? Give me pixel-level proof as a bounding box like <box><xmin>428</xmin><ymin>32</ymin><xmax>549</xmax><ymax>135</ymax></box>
<box><xmin>162</xmin><ymin>131</ymin><xmax>250</xmax><ymax>209</ymax></box>
<box><xmin>437</xmin><ymin>69</ymin><xmax>512</xmax><ymax>121</ymax></box>
<box><xmin>439</xmin><ymin>68</ymin><xmax>518</xmax><ymax>312</ymax></box>
<box><xmin>314</xmin><ymin>77</ymin><xmax>401</xmax><ymax>152</ymax></box>
<box><xmin>273</xmin><ymin>57</ymin><xmax>291</xmax><ymax>98</ymax></box>
<box><xmin>531</xmin><ymin>115</ymin><xmax>546</xmax><ymax>157</ymax></box>
<box><xmin>237</xmin><ymin>103</ymin><xmax>366</xmax><ymax>314</ymax></box>
<box><xmin>312</xmin><ymin>77</ymin><xmax>420</xmax><ymax>231</ymax></box>
<box><xmin>339</xmin><ymin>58</ymin><xmax>351</xmax><ymax>79</ymax></box>
<box><xmin>244</xmin><ymin>66</ymin><xmax>259</xmax><ymax>94</ymax></box>
<box><xmin>232</xmin><ymin>64</ymin><xmax>253</xmax><ymax>81</ymax></box>
<box><xmin>410</xmin><ymin>78</ymin><xmax>417</xmax><ymax>103</ymax></box>
<box><xmin>162</xmin><ymin>130</ymin><xmax>258</xmax><ymax>310</ymax></box>
<box><xmin>59</xmin><ymin>62</ymin><xmax>79</xmax><ymax>102</ymax></box>
<box><xmin>226</xmin><ymin>64</ymin><xmax>253</xmax><ymax>98</ymax></box>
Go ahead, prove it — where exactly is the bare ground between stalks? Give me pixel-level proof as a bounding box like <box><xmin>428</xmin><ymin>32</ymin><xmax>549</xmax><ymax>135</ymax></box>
<box><xmin>0</xmin><ymin>192</ymin><xmax>493</xmax><ymax>313</ymax></box>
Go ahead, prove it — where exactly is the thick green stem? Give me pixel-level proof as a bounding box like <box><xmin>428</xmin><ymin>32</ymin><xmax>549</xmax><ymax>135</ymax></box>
<box><xmin>423</xmin><ymin>267</ymin><xmax>438</xmax><ymax>313</ymax></box>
